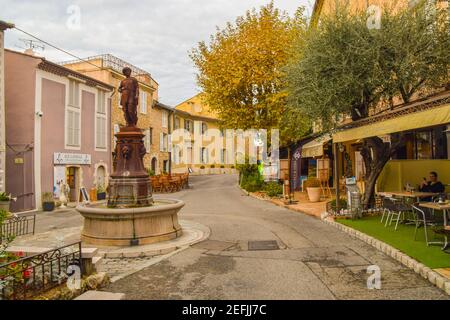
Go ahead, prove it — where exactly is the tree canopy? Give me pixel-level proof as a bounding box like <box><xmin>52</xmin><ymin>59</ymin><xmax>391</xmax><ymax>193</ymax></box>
<box><xmin>287</xmin><ymin>0</ymin><xmax>449</xmax><ymax>128</ymax></box>
<box><xmin>191</xmin><ymin>2</ymin><xmax>311</xmax><ymax>145</ymax></box>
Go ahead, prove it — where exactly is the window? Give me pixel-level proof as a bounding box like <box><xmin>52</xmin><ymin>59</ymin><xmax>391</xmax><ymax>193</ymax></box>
<box><xmin>201</xmin><ymin>147</ymin><xmax>208</xmax><ymax>164</ymax></box>
<box><xmin>162</xmin><ymin>110</ymin><xmax>168</xmax><ymax>128</ymax></box>
<box><xmin>184</xmin><ymin>119</ymin><xmax>193</xmax><ymax>133</ymax></box>
<box><xmin>67</xmin><ymin>109</ymin><xmax>80</xmax><ymax>147</ymax></box>
<box><xmin>201</xmin><ymin>122</ymin><xmax>208</xmax><ymax>136</ymax></box>
<box><xmin>149</xmin><ymin>128</ymin><xmax>153</xmax><ymax>145</ymax></box>
<box><xmin>140</xmin><ymin>91</ymin><xmax>147</xmax><ymax>114</ymax></box>
<box><xmin>95</xmin><ymin>117</ymin><xmax>107</xmax><ymax>149</ymax></box>
<box><xmin>68</xmin><ymin>80</ymin><xmax>79</xmax><ymax>108</ymax></box>
<box><xmin>220</xmin><ymin>149</ymin><xmax>226</xmax><ymax>164</ymax></box>
<box><xmin>391</xmin><ymin>126</ymin><xmax>448</xmax><ymax>160</ymax></box>
<box><xmin>174</xmin><ymin>117</ymin><xmax>180</xmax><ymax>130</ymax></box>
<box><xmin>113</xmin><ymin>124</ymin><xmax>120</xmax><ymax>145</ymax></box>
<box><xmin>95</xmin><ymin>91</ymin><xmax>107</xmax><ymax>150</ymax></box>
<box><xmin>160</xmin><ymin>133</ymin><xmax>168</xmax><ymax>152</ymax></box>
<box><xmin>173</xmin><ymin>145</ymin><xmax>180</xmax><ymax>165</ymax></box>
<box><xmin>97</xmin><ymin>91</ymin><xmax>106</xmax><ymax>114</ymax></box>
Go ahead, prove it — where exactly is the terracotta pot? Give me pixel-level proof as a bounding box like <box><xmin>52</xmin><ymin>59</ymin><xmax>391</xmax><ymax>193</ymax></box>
<box><xmin>307</xmin><ymin>187</ymin><xmax>321</xmax><ymax>202</ymax></box>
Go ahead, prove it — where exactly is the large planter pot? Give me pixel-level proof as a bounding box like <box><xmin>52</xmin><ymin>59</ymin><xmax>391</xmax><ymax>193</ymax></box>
<box><xmin>0</xmin><ymin>200</ymin><xmax>10</xmax><ymax>212</ymax></box>
<box><xmin>306</xmin><ymin>187</ymin><xmax>321</xmax><ymax>202</ymax></box>
<box><xmin>97</xmin><ymin>192</ymin><xmax>106</xmax><ymax>200</ymax></box>
<box><xmin>42</xmin><ymin>202</ymin><xmax>55</xmax><ymax>212</ymax></box>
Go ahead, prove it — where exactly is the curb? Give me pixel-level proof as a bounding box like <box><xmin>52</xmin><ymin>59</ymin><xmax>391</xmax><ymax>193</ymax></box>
<box><xmin>323</xmin><ymin>217</ymin><xmax>450</xmax><ymax>296</ymax></box>
<box><xmin>240</xmin><ymin>185</ymin><xmax>321</xmax><ymax>220</ymax></box>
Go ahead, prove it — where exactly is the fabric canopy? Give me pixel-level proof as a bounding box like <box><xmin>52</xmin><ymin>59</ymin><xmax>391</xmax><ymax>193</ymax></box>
<box><xmin>301</xmin><ymin>134</ymin><xmax>332</xmax><ymax>158</ymax></box>
<box><xmin>333</xmin><ymin>104</ymin><xmax>450</xmax><ymax>143</ymax></box>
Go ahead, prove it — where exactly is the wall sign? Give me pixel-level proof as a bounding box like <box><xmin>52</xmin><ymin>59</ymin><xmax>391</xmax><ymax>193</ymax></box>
<box><xmin>54</xmin><ymin>152</ymin><xmax>91</xmax><ymax>165</ymax></box>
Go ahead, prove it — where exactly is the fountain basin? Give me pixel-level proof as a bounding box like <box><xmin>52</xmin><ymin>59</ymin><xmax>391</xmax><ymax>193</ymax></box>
<box><xmin>76</xmin><ymin>199</ymin><xmax>184</xmax><ymax>247</ymax></box>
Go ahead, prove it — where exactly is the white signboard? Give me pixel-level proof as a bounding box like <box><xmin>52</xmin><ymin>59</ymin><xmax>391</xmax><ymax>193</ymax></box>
<box><xmin>54</xmin><ymin>152</ymin><xmax>91</xmax><ymax>165</ymax></box>
<box><xmin>53</xmin><ymin>166</ymin><xmax>66</xmax><ymax>198</ymax></box>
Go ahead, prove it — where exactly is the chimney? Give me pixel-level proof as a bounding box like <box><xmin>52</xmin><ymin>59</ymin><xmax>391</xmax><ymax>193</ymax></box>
<box><xmin>24</xmin><ymin>48</ymin><xmax>35</xmax><ymax>56</ymax></box>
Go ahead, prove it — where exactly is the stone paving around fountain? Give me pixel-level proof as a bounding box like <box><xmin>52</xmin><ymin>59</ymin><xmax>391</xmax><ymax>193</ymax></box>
<box><xmin>9</xmin><ymin>209</ymin><xmax>210</xmax><ymax>281</ymax></box>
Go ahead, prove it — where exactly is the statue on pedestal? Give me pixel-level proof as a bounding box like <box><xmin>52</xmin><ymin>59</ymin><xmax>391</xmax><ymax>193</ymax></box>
<box><xmin>118</xmin><ymin>67</ymin><xmax>139</xmax><ymax>127</ymax></box>
<box><xmin>107</xmin><ymin>67</ymin><xmax>152</xmax><ymax>208</ymax></box>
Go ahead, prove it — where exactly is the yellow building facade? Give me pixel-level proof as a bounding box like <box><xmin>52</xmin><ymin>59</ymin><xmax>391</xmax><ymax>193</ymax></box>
<box><xmin>171</xmin><ymin>93</ymin><xmax>236</xmax><ymax>175</ymax></box>
<box><xmin>63</xmin><ymin>54</ymin><xmax>172</xmax><ymax>174</ymax></box>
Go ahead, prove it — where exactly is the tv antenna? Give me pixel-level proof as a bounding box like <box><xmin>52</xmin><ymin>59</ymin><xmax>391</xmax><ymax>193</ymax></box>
<box><xmin>17</xmin><ymin>39</ymin><xmax>45</xmax><ymax>53</ymax></box>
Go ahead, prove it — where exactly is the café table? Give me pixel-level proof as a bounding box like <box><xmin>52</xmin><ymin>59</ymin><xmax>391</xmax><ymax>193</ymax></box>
<box><xmin>418</xmin><ymin>201</ymin><xmax>450</xmax><ymax>251</ymax></box>
<box><xmin>377</xmin><ymin>191</ymin><xmax>438</xmax><ymax>203</ymax></box>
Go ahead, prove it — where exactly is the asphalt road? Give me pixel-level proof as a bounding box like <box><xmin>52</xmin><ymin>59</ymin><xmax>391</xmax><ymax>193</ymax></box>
<box><xmin>105</xmin><ymin>174</ymin><xmax>448</xmax><ymax>300</ymax></box>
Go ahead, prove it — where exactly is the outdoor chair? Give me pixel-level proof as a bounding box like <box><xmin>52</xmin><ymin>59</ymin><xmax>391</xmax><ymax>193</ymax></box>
<box><xmin>411</xmin><ymin>204</ymin><xmax>445</xmax><ymax>246</ymax></box>
<box><xmin>159</xmin><ymin>176</ymin><xmax>173</xmax><ymax>193</ymax></box>
<box><xmin>151</xmin><ymin>177</ymin><xmax>162</xmax><ymax>193</ymax></box>
<box><xmin>382</xmin><ymin>197</ymin><xmax>411</xmax><ymax>230</ymax></box>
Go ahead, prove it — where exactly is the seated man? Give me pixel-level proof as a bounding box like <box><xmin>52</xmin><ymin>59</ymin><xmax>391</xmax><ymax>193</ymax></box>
<box><xmin>419</xmin><ymin>171</ymin><xmax>445</xmax><ymax>201</ymax></box>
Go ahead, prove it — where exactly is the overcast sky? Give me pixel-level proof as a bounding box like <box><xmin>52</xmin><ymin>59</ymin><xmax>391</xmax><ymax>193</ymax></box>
<box><xmin>1</xmin><ymin>0</ymin><xmax>313</xmax><ymax>106</ymax></box>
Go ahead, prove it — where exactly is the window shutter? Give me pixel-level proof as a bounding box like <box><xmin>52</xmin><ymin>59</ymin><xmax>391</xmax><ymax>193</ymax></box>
<box><xmin>168</xmin><ymin>134</ymin><xmax>172</xmax><ymax>152</ymax></box>
<box><xmin>74</xmin><ymin>111</ymin><xmax>80</xmax><ymax>146</ymax></box>
<box><xmin>144</xmin><ymin>129</ymin><xmax>150</xmax><ymax>151</ymax></box>
<box><xmin>67</xmin><ymin>110</ymin><xmax>73</xmax><ymax>146</ymax></box>
<box><xmin>160</xmin><ymin>132</ymin><xmax>164</xmax><ymax>151</ymax></box>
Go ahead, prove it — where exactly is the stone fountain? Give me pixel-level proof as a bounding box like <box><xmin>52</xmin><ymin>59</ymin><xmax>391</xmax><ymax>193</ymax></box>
<box><xmin>76</xmin><ymin>67</ymin><xmax>184</xmax><ymax>247</ymax></box>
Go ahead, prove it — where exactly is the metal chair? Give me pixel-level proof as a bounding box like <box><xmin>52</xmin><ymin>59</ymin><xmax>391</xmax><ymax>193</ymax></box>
<box><xmin>412</xmin><ymin>204</ymin><xmax>445</xmax><ymax>246</ymax></box>
<box><xmin>382</xmin><ymin>197</ymin><xmax>411</xmax><ymax>230</ymax></box>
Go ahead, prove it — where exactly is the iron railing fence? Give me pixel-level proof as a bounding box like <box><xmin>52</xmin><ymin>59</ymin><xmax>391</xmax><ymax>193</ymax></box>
<box><xmin>0</xmin><ymin>214</ymin><xmax>36</xmax><ymax>243</ymax></box>
<box><xmin>0</xmin><ymin>242</ymin><xmax>82</xmax><ymax>300</ymax></box>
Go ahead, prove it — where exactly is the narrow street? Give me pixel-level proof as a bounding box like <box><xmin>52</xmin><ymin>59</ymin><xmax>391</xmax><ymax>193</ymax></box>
<box><xmin>105</xmin><ymin>175</ymin><xmax>448</xmax><ymax>300</ymax></box>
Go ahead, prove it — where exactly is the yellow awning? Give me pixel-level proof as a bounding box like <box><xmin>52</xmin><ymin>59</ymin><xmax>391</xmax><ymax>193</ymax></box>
<box><xmin>302</xmin><ymin>134</ymin><xmax>332</xmax><ymax>158</ymax></box>
<box><xmin>333</xmin><ymin>104</ymin><xmax>450</xmax><ymax>143</ymax></box>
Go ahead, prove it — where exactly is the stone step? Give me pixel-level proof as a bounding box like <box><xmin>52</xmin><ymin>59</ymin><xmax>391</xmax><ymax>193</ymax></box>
<box><xmin>92</xmin><ymin>256</ymin><xmax>103</xmax><ymax>267</ymax></box>
<box><xmin>74</xmin><ymin>290</ymin><xmax>125</xmax><ymax>300</ymax></box>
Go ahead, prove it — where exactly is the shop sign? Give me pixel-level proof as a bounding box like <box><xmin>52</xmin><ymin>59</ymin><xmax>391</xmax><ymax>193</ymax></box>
<box><xmin>54</xmin><ymin>152</ymin><xmax>91</xmax><ymax>165</ymax></box>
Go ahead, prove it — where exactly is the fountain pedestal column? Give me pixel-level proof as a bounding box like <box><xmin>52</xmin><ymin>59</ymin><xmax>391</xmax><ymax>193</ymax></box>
<box><xmin>108</xmin><ymin>126</ymin><xmax>153</xmax><ymax>207</ymax></box>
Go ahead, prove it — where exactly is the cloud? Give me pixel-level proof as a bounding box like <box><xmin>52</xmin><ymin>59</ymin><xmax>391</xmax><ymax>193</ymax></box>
<box><xmin>1</xmin><ymin>0</ymin><xmax>313</xmax><ymax>105</ymax></box>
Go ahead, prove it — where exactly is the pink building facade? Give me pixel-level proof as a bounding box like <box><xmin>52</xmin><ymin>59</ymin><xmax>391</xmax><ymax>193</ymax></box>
<box><xmin>5</xmin><ymin>49</ymin><xmax>113</xmax><ymax>212</ymax></box>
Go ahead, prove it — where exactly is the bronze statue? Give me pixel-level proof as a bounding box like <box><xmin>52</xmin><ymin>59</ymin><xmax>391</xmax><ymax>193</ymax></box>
<box><xmin>118</xmin><ymin>67</ymin><xmax>139</xmax><ymax>127</ymax></box>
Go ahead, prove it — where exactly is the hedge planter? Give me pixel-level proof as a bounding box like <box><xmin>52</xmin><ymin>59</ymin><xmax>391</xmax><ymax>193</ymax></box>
<box><xmin>307</xmin><ymin>187</ymin><xmax>321</xmax><ymax>202</ymax></box>
<box><xmin>0</xmin><ymin>200</ymin><xmax>10</xmax><ymax>212</ymax></box>
<box><xmin>42</xmin><ymin>202</ymin><xmax>55</xmax><ymax>212</ymax></box>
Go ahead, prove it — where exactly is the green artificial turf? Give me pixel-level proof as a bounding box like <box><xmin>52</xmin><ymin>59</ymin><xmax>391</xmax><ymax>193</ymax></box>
<box><xmin>338</xmin><ymin>216</ymin><xmax>450</xmax><ymax>269</ymax></box>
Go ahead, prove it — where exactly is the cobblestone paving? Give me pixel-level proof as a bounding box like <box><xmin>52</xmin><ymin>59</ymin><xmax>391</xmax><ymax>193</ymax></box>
<box><xmin>98</xmin><ymin>257</ymin><xmax>158</xmax><ymax>280</ymax></box>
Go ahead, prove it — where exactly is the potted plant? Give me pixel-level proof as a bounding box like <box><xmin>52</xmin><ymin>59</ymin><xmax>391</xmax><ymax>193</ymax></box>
<box><xmin>147</xmin><ymin>168</ymin><xmax>155</xmax><ymax>176</ymax></box>
<box><xmin>96</xmin><ymin>185</ymin><xmax>106</xmax><ymax>201</ymax></box>
<box><xmin>210</xmin><ymin>164</ymin><xmax>217</xmax><ymax>174</ymax></box>
<box><xmin>304</xmin><ymin>178</ymin><xmax>321</xmax><ymax>202</ymax></box>
<box><xmin>42</xmin><ymin>192</ymin><xmax>55</xmax><ymax>211</ymax></box>
<box><xmin>0</xmin><ymin>192</ymin><xmax>11</xmax><ymax>212</ymax></box>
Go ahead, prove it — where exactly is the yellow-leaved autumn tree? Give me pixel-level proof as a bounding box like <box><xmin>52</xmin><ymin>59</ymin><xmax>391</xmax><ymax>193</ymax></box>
<box><xmin>190</xmin><ymin>2</ymin><xmax>310</xmax><ymax>145</ymax></box>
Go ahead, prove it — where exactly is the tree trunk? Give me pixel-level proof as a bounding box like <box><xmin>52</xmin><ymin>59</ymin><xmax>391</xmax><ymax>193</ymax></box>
<box><xmin>360</xmin><ymin>136</ymin><xmax>405</xmax><ymax>209</ymax></box>
<box><xmin>360</xmin><ymin>137</ymin><xmax>391</xmax><ymax>209</ymax></box>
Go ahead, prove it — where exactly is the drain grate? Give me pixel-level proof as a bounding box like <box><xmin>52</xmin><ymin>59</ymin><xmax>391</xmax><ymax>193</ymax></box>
<box><xmin>248</xmin><ymin>240</ymin><xmax>279</xmax><ymax>251</ymax></box>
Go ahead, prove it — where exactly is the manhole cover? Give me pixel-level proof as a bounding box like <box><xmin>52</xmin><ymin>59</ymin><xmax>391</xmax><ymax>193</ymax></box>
<box><xmin>248</xmin><ymin>240</ymin><xmax>279</xmax><ymax>251</ymax></box>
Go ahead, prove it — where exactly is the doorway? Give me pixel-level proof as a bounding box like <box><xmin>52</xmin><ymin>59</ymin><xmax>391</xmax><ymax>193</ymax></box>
<box><xmin>151</xmin><ymin>157</ymin><xmax>157</xmax><ymax>173</ymax></box>
<box><xmin>66</xmin><ymin>166</ymin><xmax>80</xmax><ymax>202</ymax></box>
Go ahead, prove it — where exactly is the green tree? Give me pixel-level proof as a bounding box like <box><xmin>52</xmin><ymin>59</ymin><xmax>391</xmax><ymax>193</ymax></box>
<box><xmin>286</xmin><ymin>1</ymin><xmax>449</xmax><ymax>208</ymax></box>
<box><xmin>190</xmin><ymin>2</ymin><xmax>311</xmax><ymax>145</ymax></box>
